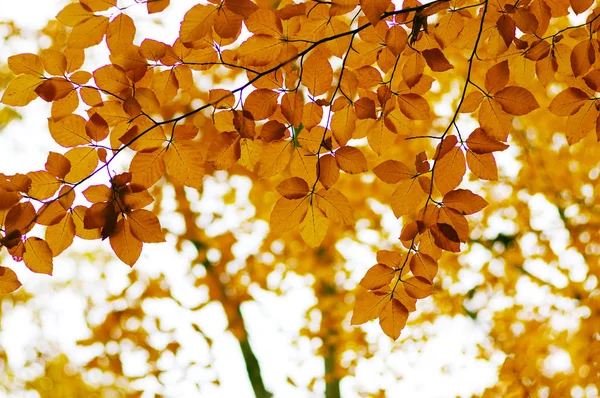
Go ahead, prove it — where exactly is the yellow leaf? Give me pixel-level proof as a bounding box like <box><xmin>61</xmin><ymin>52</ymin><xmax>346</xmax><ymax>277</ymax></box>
<box><xmin>238</xmin><ymin>35</ymin><xmax>284</xmax><ymax>66</ymax></box>
<box><xmin>130</xmin><ymin>148</ymin><xmax>166</xmax><ymax>189</ymax></box>
<box><xmin>351</xmin><ymin>288</ymin><xmax>389</xmax><ymax>325</ymax></box>
<box><xmin>484</xmin><ymin>60</ymin><xmax>509</xmax><ymax>94</ymax></box>
<box><xmin>67</xmin><ymin>16</ymin><xmax>109</xmax><ymax>49</ymax></box>
<box><xmin>478</xmin><ymin>98</ymin><xmax>511</xmax><ymax>141</ymax></box>
<box><xmin>109</xmin><ymin>219</ymin><xmax>142</xmax><ymax>266</ymax></box>
<box><xmin>151</xmin><ymin>70</ymin><xmax>179</xmax><ymax>105</ymax></box>
<box><xmin>8</xmin><ymin>53</ymin><xmax>44</xmax><ymax>76</ymax></box>
<box><xmin>56</xmin><ymin>2</ymin><xmax>94</xmax><ymax>27</ymax></box>
<box><xmin>300</xmin><ymin>204</ymin><xmax>329</xmax><ymax>247</ymax></box>
<box><xmin>403</xmin><ymin>276</ymin><xmax>434</xmax><ymax>299</ymax></box>
<box><xmin>80</xmin><ymin>0</ymin><xmax>117</xmax><ymax>12</ymax></box>
<box><xmin>72</xmin><ymin>205</ymin><xmax>102</xmax><ymax>240</ymax></box>
<box><xmin>106</xmin><ymin>14</ymin><xmax>136</xmax><ymax>55</ymax></box>
<box><xmin>26</xmin><ymin>171</ymin><xmax>60</xmax><ymax>200</ymax></box>
<box><xmin>45</xmin><ymin>213</ymin><xmax>76</xmax><ymax>256</ymax></box>
<box><xmin>23</xmin><ymin>237</ymin><xmax>54</xmax><ymax>275</ymax></box>
<box><xmin>164</xmin><ymin>141</ymin><xmax>204</xmax><ymax>190</ymax></box>
<box><xmin>0</xmin><ymin>267</ymin><xmax>21</xmax><ymax>294</ymax></box>
<box><xmin>257</xmin><ymin>140</ymin><xmax>293</xmax><ymax>178</ymax></box>
<box><xmin>466</xmin><ymin>151</ymin><xmax>498</xmax><ymax>181</ymax></box>
<box><xmin>64</xmin><ymin>147</ymin><xmax>99</xmax><ymax>183</ymax></box>
<box><xmin>93</xmin><ymin>65</ymin><xmax>130</xmax><ymax>96</ymax></box>
<box><xmin>315</xmin><ymin>188</ymin><xmax>354</xmax><ymax>225</ymax></box>
<box><xmin>391</xmin><ymin>177</ymin><xmax>426</xmax><ymax>217</ymax></box>
<box><xmin>127</xmin><ymin>209</ymin><xmax>165</xmax><ymax>243</ymax></box>
<box><xmin>1</xmin><ymin>74</ymin><xmax>41</xmax><ymax>106</ymax></box>
<box><xmin>48</xmin><ymin>114</ymin><xmax>91</xmax><ymax>147</ymax></box>
<box><xmin>270</xmin><ymin>197</ymin><xmax>309</xmax><ymax>235</ymax></box>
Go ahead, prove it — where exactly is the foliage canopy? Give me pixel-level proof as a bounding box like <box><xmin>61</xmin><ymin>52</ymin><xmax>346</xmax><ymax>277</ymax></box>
<box><xmin>1</xmin><ymin>0</ymin><xmax>600</xmax><ymax>395</ymax></box>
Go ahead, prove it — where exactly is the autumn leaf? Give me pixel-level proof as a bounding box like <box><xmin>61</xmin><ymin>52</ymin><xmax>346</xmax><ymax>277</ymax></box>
<box><xmin>351</xmin><ymin>288</ymin><xmax>390</xmax><ymax>325</ymax></box>
<box><xmin>548</xmin><ymin>88</ymin><xmax>590</xmax><ymax>116</ymax></box>
<box><xmin>379</xmin><ymin>298</ymin><xmax>408</xmax><ymax>340</ymax></box>
<box><xmin>403</xmin><ymin>276</ymin><xmax>434</xmax><ymax>299</ymax></box>
<box><xmin>359</xmin><ymin>263</ymin><xmax>395</xmax><ymax>290</ymax></box>
<box><xmin>0</xmin><ymin>267</ymin><xmax>22</xmax><ymax>294</ymax></box>
<box><xmin>109</xmin><ymin>219</ymin><xmax>142</xmax><ymax>266</ymax></box>
<box><xmin>300</xmin><ymin>204</ymin><xmax>329</xmax><ymax>248</ymax></box>
<box><xmin>127</xmin><ymin>209</ymin><xmax>165</xmax><ymax>243</ymax></box>
<box><xmin>493</xmin><ymin>86</ymin><xmax>539</xmax><ymax>116</ymax></box>
<box><xmin>270</xmin><ymin>197</ymin><xmax>309</xmax><ymax>235</ymax></box>
<box><xmin>315</xmin><ymin>188</ymin><xmax>354</xmax><ymax>225</ymax></box>
<box><xmin>23</xmin><ymin>237</ymin><xmax>54</xmax><ymax>275</ymax></box>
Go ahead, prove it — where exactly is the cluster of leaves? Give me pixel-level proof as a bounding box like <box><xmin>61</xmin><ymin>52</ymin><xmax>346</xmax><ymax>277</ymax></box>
<box><xmin>0</xmin><ymin>0</ymin><xmax>599</xmax><ymax>341</ymax></box>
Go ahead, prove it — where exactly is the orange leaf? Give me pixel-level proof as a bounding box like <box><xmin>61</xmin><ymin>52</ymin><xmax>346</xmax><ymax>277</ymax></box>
<box><xmin>180</xmin><ymin>4</ymin><xmax>218</xmax><ymax>45</ymax></box>
<box><xmin>403</xmin><ymin>276</ymin><xmax>434</xmax><ymax>299</ymax></box>
<box><xmin>385</xmin><ymin>25</ymin><xmax>407</xmax><ymax>56</ymax></box>
<box><xmin>434</xmin><ymin>146</ymin><xmax>465</xmax><ymax>195</ymax></box>
<box><xmin>409</xmin><ymin>253</ymin><xmax>438</xmax><ymax>283</ymax></box>
<box><xmin>164</xmin><ymin>141</ymin><xmax>204</xmax><ymax>190</ymax></box>
<box><xmin>493</xmin><ymin>86</ymin><xmax>539</xmax><ymax>116</ymax></box>
<box><xmin>244</xmin><ymin>89</ymin><xmax>279</xmax><ymax>120</ymax></box>
<box><xmin>360</xmin><ymin>0</ymin><xmax>391</xmax><ymax>26</ymax></box>
<box><xmin>45</xmin><ymin>152</ymin><xmax>71</xmax><ymax>179</ymax></box>
<box><xmin>23</xmin><ymin>237</ymin><xmax>54</xmax><ymax>275</ymax></box>
<box><xmin>127</xmin><ymin>209</ymin><xmax>165</xmax><ymax>243</ymax></box>
<box><xmin>27</xmin><ymin>171</ymin><xmax>60</xmax><ymax>200</ymax></box>
<box><xmin>257</xmin><ymin>140</ymin><xmax>293</xmax><ymax>178</ymax></box>
<box><xmin>548</xmin><ymin>87</ymin><xmax>590</xmax><ymax>116</ymax></box>
<box><xmin>397</xmin><ymin>94</ymin><xmax>430</xmax><ymax>120</ymax></box>
<box><xmin>1</xmin><ymin>74</ymin><xmax>41</xmax><ymax>106</ymax></box>
<box><xmin>56</xmin><ymin>2</ymin><xmax>95</xmax><ymax>27</ymax></box>
<box><xmin>335</xmin><ymin>146</ymin><xmax>368</xmax><ymax>174</ymax></box>
<box><xmin>302</xmin><ymin>50</ymin><xmax>334</xmax><ymax>96</ymax></box>
<box><xmin>147</xmin><ymin>0</ymin><xmax>170</xmax><ymax>13</ymax></box>
<box><xmin>359</xmin><ymin>263</ymin><xmax>395</xmax><ymax>290</ymax></box>
<box><xmin>478</xmin><ymin>99</ymin><xmax>511</xmax><ymax>141</ymax></box>
<box><xmin>110</xmin><ymin>219</ymin><xmax>142</xmax><ymax>266</ymax></box>
<box><xmin>422</xmin><ymin>48</ymin><xmax>453</xmax><ymax>72</ymax></box>
<box><xmin>466</xmin><ymin>128</ymin><xmax>509</xmax><ymax>154</ymax></box>
<box><xmin>484</xmin><ymin>61</ymin><xmax>509</xmax><ymax>94</ymax></box>
<box><xmin>318</xmin><ymin>155</ymin><xmax>340</xmax><ymax>189</ymax></box>
<box><xmin>0</xmin><ymin>267</ymin><xmax>22</xmax><ymax>294</ymax></box>
<box><xmin>379</xmin><ymin>298</ymin><xmax>408</xmax><ymax>340</ymax></box>
<box><xmin>207</xmin><ymin>132</ymin><xmax>241</xmax><ymax>170</ymax></box>
<box><xmin>351</xmin><ymin>288</ymin><xmax>390</xmax><ymax>325</ymax></box>
<box><xmin>570</xmin><ymin>40</ymin><xmax>595</xmax><ymax>77</ymax></box>
<box><xmin>270</xmin><ymin>197</ymin><xmax>309</xmax><ymax>235</ymax></box>
<box><xmin>106</xmin><ymin>14</ymin><xmax>136</xmax><ymax>55</ymax></box>
<box><xmin>238</xmin><ymin>35</ymin><xmax>283</xmax><ymax>66</ymax></box>
<box><xmin>443</xmin><ymin>189</ymin><xmax>488</xmax><ymax>215</ymax></box>
<box><xmin>276</xmin><ymin>177</ymin><xmax>309</xmax><ymax>199</ymax></box>
<box><xmin>373</xmin><ymin>160</ymin><xmax>412</xmax><ymax>184</ymax></box>
<box><xmin>391</xmin><ymin>177</ymin><xmax>427</xmax><ymax>217</ymax></box>
<box><xmin>402</xmin><ymin>53</ymin><xmax>425</xmax><ymax>88</ymax></box>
